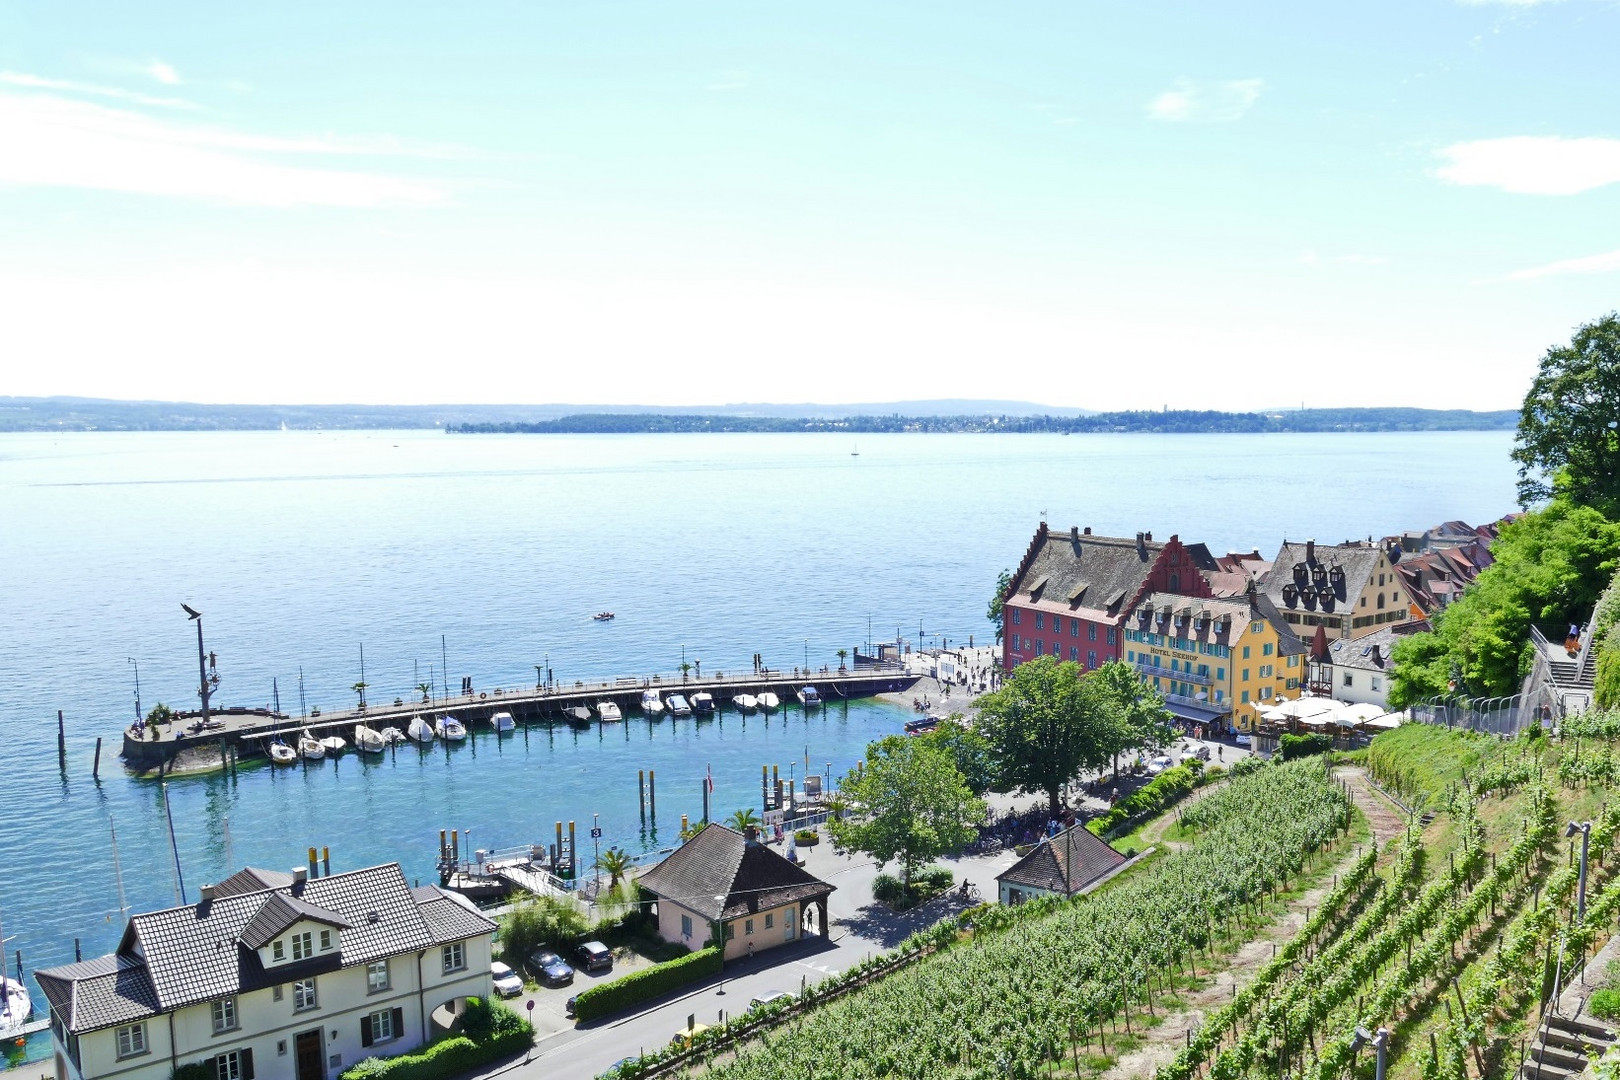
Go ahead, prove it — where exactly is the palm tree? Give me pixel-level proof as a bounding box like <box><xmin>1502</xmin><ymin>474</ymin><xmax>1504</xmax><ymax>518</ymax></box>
<box><xmin>595</xmin><ymin>847</ymin><xmax>633</xmax><ymax>891</ymax></box>
<box><xmin>836</xmin><ymin>649</ymin><xmax>849</xmax><ymax>671</ymax></box>
<box><xmin>416</xmin><ymin>682</ymin><xmax>433</xmax><ymax>704</ymax></box>
<box><xmin>679</xmin><ymin>662</ymin><xmax>693</xmax><ymax>684</ymax></box>
<box><xmin>726</xmin><ymin>808</ymin><xmax>762</xmax><ymax>841</ymax></box>
<box><xmin>351</xmin><ymin>681</ymin><xmax>368</xmax><ymax>710</ymax></box>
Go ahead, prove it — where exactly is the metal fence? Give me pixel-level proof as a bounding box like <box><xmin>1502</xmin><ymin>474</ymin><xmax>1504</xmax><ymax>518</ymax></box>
<box><xmin>1408</xmin><ymin>694</ymin><xmax>1526</xmax><ymax>737</ymax></box>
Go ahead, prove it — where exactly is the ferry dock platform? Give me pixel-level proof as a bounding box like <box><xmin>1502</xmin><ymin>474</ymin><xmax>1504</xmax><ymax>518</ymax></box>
<box><xmin>120</xmin><ymin>665</ymin><xmax>919</xmax><ymax>769</ymax></box>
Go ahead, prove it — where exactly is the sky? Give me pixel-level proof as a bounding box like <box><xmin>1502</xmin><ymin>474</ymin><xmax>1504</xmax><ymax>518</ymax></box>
<box><xmin>1</xmin><ymin>1</ymin><xmax>1618</xmax><ymax>410</ymax></box>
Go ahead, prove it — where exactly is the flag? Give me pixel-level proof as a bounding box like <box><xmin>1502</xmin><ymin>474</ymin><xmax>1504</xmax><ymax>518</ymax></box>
<box><xmin>705</xmin><ymin>765</ymin><xmax>714</xmax><ymax>794</ymax></box>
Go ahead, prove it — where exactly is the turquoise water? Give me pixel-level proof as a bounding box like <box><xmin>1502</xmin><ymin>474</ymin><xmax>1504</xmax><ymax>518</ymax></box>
<box><xmin>0</xmin><ymin>429</ymin><xmax>1516</xmax><ymax>1002</ymax></box>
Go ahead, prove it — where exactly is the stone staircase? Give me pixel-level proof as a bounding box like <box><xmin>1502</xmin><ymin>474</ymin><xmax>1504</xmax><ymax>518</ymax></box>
<box><xmin>1517</xmin><ymin>1014</ymin><xmax>1615</xmax><ymax>1079</ymax></box>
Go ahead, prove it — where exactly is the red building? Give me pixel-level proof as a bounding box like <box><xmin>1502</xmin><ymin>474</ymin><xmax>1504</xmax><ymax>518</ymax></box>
<box><xmin>1000</xmin><ymin>523</ymin><xmax>1217</xmax><ymax>671</ymax></box>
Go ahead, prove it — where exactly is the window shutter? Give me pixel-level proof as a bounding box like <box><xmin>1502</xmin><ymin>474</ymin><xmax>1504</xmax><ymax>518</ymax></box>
<box><xmin>391</xmin><ymin>1008</ymin><xmax>404</xmax><ymax>1040</ymax></box>
<box><xmin>241</xmin><ymin>1049</ymin><xmax>255</xmax><ymax>1080</ymax></box>
<box><xmin>361</xmin><ymin>1014</ymin><xmax>373</xmax><ymax>1047</ymax></box>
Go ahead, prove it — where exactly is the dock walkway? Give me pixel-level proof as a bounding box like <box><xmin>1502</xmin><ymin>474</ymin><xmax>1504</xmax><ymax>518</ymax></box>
<box><xmin>121</xmin><ymin>666</ymin><xmax>917</xmax><ymax>769</ymax></box>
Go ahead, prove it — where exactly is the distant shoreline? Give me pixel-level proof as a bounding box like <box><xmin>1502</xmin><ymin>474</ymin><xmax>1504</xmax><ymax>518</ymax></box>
<box><xmin>0</xmin><ymin>397</ymin><xmax>1517</xmax><ymax>434</ymax></box>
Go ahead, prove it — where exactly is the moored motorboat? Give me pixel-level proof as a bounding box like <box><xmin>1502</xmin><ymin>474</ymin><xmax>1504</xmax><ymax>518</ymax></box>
<box><xmin>320</xmin><ymin>735</ymin><xmax>347</xmax><ymax>755</ymax></box>
<box><xmin>592</xmin><ymin>611</ymin><xmax>615</xmax><ymax>621</ymax></box>
<box><xmin>489</xmin><ymin>711</ymin><xmax>515</xmax><ymax>733</ymax></box>
<box><xmin>268</xmin><ymin>739</ymin><xmax>298</xmax><ymax>765</ymax></box>
<box><xmin>667</xmin><ymin>694</ymin><xmax>692</xmax><ymax>717</ymax></box>
<box><xmin>298</xmin><ymin>730</ymin><xmax>325</xmax><ymax>760</ymax></box>
<box><xmin>641</xmin><ymin>689</ymin><xmax>664</xmax><ymax>715</ymax></box>
<box><xmin>757</xmin><ymin>692</ymin><xmax>780</xmax><ymax>712</ymax></box>
<box><xmin>734</xmin><ymin>693</ymin><xmax>758</xmax><ymax>711</ymax></box>
<box><xmin>407</xmin><ymin>715</ymin><xmax>436</xmax><ymax>744</ymax></box>
<box><xmin>597</xmin><ymin>701</ymin><xmax>622</xmax><ymax>722</ymax></box>
<box><xmin>354</xmin><ymin>725</ymin><xmax>386</xmax><ymax>753</ymax></box>
<box><xmin>566</xmin><ymin>705</ymin><xmax>593</xmax><ymax>725</ymax></box>
<box><xmin>690</xmin><ymin>691</ymin><xmax>715</xmax><ymax>715</ymax></box>
<box><xmin>905</xmin><ymin>715</ymin><xmax>942</xmax><ymax>735</ymax></box>
<box><xmin>435</xmin><ymin>715</ymin><xmax>468</xmax><ymax>741</ymax></box>
<box><xmin>797</xmin><ymin>686</ymin><xmax>822</xmax><ymax>708</ymax></box>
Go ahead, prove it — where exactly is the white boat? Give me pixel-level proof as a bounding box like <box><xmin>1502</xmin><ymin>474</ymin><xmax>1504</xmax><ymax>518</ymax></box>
<box><xmin>320</xmin><ymin>735</ymin><xmax>347</xmax><ymax>755</ymax></box>
<box><xmin>641</xmin><ymin>689</ymin><xmax>665</xmax><ymax>715</ymax></box>
<box><xmin>690</xmin><ymin>692</ymin><xmax>715</xmax><ymax>715</ymax></box>
<box><xmin>353</xmin><ymin>725</ymin><xmax>386</xmax><ymax>753</ymax></box>
<box><xmin>757</xmin><ymin>692</ymin><xmax>780</xmax><ymax>711</ymax></box>
<box><xmin>436</xmin><ymin>715</ymin><xmax>468</xmax><ymax>741</ymax></box>
<box><xmin>381</xmin><ymin>726</ymin><xmax>408</xmax><ymax>745</ymax></box>
<box><xmin>489</xmin><ymin>711</ymin><xmax>515</xmax><ymax>733</ymax></box>
<box><xmin>268</xmin><ymin>739</ymin><xmax>298</xmax><ymax>765</ymax></box>
<box><xmin>667</xmin><ymin>694</ymin><xmax>693</xmax><ymax>717</ymax></box>
<box><xmin>734</xmin><ymin>693</ymin><xmax>758</xmax><ymax>711</ymax></box>
<box><xmin>597</xmin><ymin>701</ymin><xmax>623</xmax><ymax>722</ymax></box>
<box><xmin>298</xmin><ymin>730</ymin><xmax>325</xmax><ymax>760</ymax></box>
<box><xmin>407</xmin><ymin>715</ymin><xmax>436</xmax><ymax>744</ymax></box>
<box><xmin>797</xmin><ymin>686</ymin><xmax>822</xmax><ymax>708</ymax></box>
<box><xmin>1</xmin><ymin>907</ymin><xmax>30</xmax><ymax>1040</ymax></box>
<box><xmin>565</xmin><ymin>705</ymin><xmax>593</xmax><ymax>725</ymax></box>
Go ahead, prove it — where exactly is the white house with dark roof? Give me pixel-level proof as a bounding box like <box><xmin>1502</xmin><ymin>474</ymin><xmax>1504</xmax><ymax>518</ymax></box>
<box><xmin>34</xmin><ymin>863</ymin><xmax>495</xmax><ymax>1080</ymax></box>
<box><xmin>1257</xmin><ymin>539</ymin><xmax>1413</xmax><ymax>644</ymax></box>
<box><xmin>995</xmin><ymin>825</ymin><xmax>1128</xmax><ymax>905</ymax></box>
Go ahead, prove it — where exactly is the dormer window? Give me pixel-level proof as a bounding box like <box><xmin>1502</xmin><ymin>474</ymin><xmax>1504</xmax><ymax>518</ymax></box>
<box><xmin>291</xmin><ymin>931</ymin><xmax>313</xmax><ymax>961</ymax></box>
<box><xmin>272</xmin><ymin>940</ymin><xmax>284</xmax><ymax>962</ymax></box>
<box><xmin>320</xmin><ymin>929</ymin><xmax>333</xmax><ymax>951</ymax></box>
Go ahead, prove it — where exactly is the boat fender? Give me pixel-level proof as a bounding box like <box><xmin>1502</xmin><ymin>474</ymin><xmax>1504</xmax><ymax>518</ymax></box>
<box><xmin>480</xmin><ymin>693</ymin><xmax>487</xmax><ymax>700</ymax></box>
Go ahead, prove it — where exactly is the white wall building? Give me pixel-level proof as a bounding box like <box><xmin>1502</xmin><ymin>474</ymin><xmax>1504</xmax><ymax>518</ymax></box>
<box><xmin>36</xmin><ymin>864</ymin><xmax>495</xmax><ymax>1080</ymax></box>
<box><xmin>1319</xmin><ymin>626</ymin><xmax>1400</xmax><ymax>709</ymax></box>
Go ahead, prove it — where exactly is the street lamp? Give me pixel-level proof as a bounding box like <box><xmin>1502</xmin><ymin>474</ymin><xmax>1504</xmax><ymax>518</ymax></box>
<box><xmin>128</xmin><ymin>657</ymin><xmax>142</xmax><ymax>722</ymax></box>
<box><xmin>1568</xmin><ymin>820</ymin><xmax>1593</xmax><ymax>922</ymax></box>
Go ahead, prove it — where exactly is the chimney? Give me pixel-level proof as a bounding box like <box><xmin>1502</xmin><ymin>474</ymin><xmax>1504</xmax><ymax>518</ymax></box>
<box><xmin>1145</xmin><ymin>531</ymin><xmax>1153</xmax><ymax>542</ymax></box>
<box><xmin>1306</xmin><ymin>539</ymin><xmax>1316</xmax><ymax>564</ymax></box>
<box><xmin>200</xmin><ymin>884</ymin><xmax>216</xmax><ymax>902</ymax></box>
<box><xmin>292</xmin><ymin>867</ymin><xmax>308</xmax><ymax>886</ymax></box>
<box><xmin>1371</xmin><ymin>644</ymin><xmax>1383</xmax><ymax>666</ymax></box>
<box><xmin>1136</xmin><ymin>532</ymin><xmax>1146</xmax><ymax>556</ymax></box>
<box><xmin>1071</xmin><ymin>525</ymin><xmax>1079</xmax><ymax>543</ymax></box>
<box><xmin>1083</xmin><ymin>526</ymin><xmax>1092</xmax><ymax>535</ymax></box>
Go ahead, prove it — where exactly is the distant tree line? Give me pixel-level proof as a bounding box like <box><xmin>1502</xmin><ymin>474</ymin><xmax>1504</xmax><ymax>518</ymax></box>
<box><xmin>451</xmin><ymin>407</ymin><xmax>1517</xmax><ymax>436</ymax></box>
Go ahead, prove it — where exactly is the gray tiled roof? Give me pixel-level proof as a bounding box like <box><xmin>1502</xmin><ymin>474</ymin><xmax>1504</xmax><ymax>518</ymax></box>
<box><xmin>34</xmin><ymin>955</ymin><xmax>160</xmax><ymax>1035</ymax></box>
<box><xmin>638</xmin><ymin>825</ymin><xmax>834</xmax><ymax>922</ymax></box>
<box><xmin>1131</xmin><ymin>590</ymin><xmax>1308</xmax><ymax>658</ymax></box>
<box><xmin>1013</xmin><ymin>530</ymin><xmax>1213</xmax><ymax>622</ymax></box>
<box><xmin>415</xmin><ymin>887</ymin><xmax>499</xmax><ymax>945</ymax></box>
<box><xmin>997</xmin><ymin>825</ymin><xmax>1126</xmax><ymax>894</ymax></box>
<box><xmin>1328</xmin><ymin>626</ymin><xmax>1403</xmax><ymax>671</ymax></box>
<box><xmin>1258</xmin><ymin>541</ymin><xmax>1385</xmax><ymax>617</ymax></box>
<box><xmin>213</xmin><ymin>867</ymin><xmax>297</xmax><ymax>898</ymax></box>
<box><xmin>39</xmin><ymin>862</ymin><xmax>492</xmax><ymax>1034</ymax></box>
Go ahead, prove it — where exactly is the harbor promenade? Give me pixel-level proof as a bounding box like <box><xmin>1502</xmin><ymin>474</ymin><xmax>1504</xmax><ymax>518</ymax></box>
<box><xmin>120</xmin><ymin>665</ymin><xmax>918</xmax><ymax>770</ymax></box>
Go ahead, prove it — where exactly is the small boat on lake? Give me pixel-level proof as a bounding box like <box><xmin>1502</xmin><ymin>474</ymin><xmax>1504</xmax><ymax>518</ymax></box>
<box><xmin>597</xmin><ymin>701</ymin><xmax>622</xmax><ymax>722</ymax></box>
<box><xmin>797</xmin><ymin>686</ymin><xmax>822</xmax><ymax>708</ymax></box>
<box><xmin>319</xmin><ymin>735</ymin><xmax>346</xmax><ymax>756</ymax></box>
<box><xmin>667</xmin><ymin>694</ymin><xmax>692</xmax><ymax>717</ymax></box>
<box><xmin>489</xmin><ymin>711</ymin><xmax>515</xmax><ymax>733</ymax></box>
<box><xmin>381</xmin><ymin>725</ymin><xmax>408</xmax><ymax>745</ymax></box>
<box><xmin>593</xmin><ymin>611</ymin><xmax>616</xmax><ymax>621</ymax></box>
<box><xmin>566</xmin><ymin>705</ymin><xmax>593</xmax><ymax>725</ymax></box>
<box><xmin>734</xmin><ymin>693</ymin><xmax>758</xmax><ymax>712</ymax></box>
<box><xmin>905</xmin><ymin>715</ymin><xmax>942</xmax><ymax>735</ymax></box>
<box><xmin>354</xmin><ymin>725</ymin><xmax>386</xmax><ymax>753</ymax></box>
<box><xmin>641</xmin><ymin>689</ymin><xmax>664</xmax><ymax>715</ymax></box>
<box><xmin>757</xmin><ymin>692</ymin><xmax>780</xmax><ymax>712</ymax></box>
<box><xmin>0</xmin><ymin>910</ymin><xmax>31</xmax><ymax>1040</ymax></box>
<box><xmin>407</xmin><ymin>715</ymin><xmax>436</xmax><ymax>744</ymax></box>
<box><xmin>435</xmin><ymin>715</ymin><xmax>468</xmax><ymax>741</ymax></box>
<box><xmin>690</xmin><ymin>692</ymin><xmax>715</xmax><ymax>715</ymax></box>
<box><xmin>299</xmin><ymin>730</ymin><xmax>325</xmax><ymax>760</ymax></box>
<box><xmin>268</xmin><ymin>739</ymin><xmax>298</xmax><ymax>765</ymax></box>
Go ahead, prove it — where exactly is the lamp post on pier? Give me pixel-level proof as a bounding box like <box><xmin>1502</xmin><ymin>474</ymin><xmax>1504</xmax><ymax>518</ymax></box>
<box><xmin>128</xmin><ymin>657</ymin><xmax>142</xmax><ymax>722</ymax></box>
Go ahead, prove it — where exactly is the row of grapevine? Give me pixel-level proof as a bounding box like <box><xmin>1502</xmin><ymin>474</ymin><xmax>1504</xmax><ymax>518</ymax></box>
<box><xmin>680</xmin><ymin>760</ymin><xmax>1354</xmax><ymax>1080</ymax></box>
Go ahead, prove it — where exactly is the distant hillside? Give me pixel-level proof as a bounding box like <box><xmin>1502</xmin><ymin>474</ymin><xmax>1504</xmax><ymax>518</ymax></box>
<box><xmin>452</xmin><ymin>408</ymin><xmax>1519</xmax><ymax>435</ymax></box>
<box><xmin>0</xmin><ymin>397</ymin><xmax>1516</xmax><ymax>434</ymax></box>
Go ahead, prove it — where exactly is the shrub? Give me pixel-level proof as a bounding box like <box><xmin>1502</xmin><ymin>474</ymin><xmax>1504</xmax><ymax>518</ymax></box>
<box><xmin>872</xmin><ymin>873</ymin><xmax>905</xmax><ymax>906</ymax></box>
<box><xmin>914</xmin><ymin>865</ymin><xmax>954</xmax><ymax>890</ymax></box>
<box><xmin>794</xmin><ymin>829</ymin><xmax>819</xmax><ymax>845</ymax></box>
<box><xmin>339</xmin><ymin>999</ymin><xmax>532</xmax><ymax>1080</ymax></box>
<box><xmin>499</xmin><ymin>892</ymin><xmax>588</xmax><ymax>967</ymax></box>
<box><xmin>172</xmin><ymin>1065</ymin><xmax>213</xmax><ymax>1080</ymax></box>
<box><xmin>1229</xmin><ymin>755</ymin><xmax>1267</xmax><ymax>778</ymax></box>
<box><xmin>1280</xmin><ymin>733</ymin><xmax>1333</xmax><ymax>760</ymax></box>
<box><xmin>1591</xmin><ymin>988</ymin><xmax>1620</xmax><ymax>1021</ymax></box>
<box><xmin>571</xmin><ymin>946</ymin><xmax>723</xmax><ymax>1022</ymax></box>
<box><xmin>1085</xmin><ymin>765</ymin><xmax>1198</xmax><ymax>837</ymax></box>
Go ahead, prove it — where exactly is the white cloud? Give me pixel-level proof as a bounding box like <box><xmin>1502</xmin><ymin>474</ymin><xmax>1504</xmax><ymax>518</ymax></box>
<box><xmin>1435</xmin><ymin>136</ymin><xmax>1620</xmax><ymax>195</ymax></box>
<box><xmin>0</xmin><ymin>71</ymin><xmax>194</xmax><ymax>109</ymax></box>
<box><xmin>142</xmin><ymin>60</ymin><xmax>181</xmax><ymax>85</ymax></box>
<box><xmin>1506</xmin><ymin>248</ymin><xmax>1620</xmax><ymax>280</ymax></box>
<box><xmin>0</xmin><ymin>92</ymin><xmax>451</xmax><ymax>207</ymax></box>
<box><xmin>1147</xmin><ymin>78</ymin><xmax>1263</xmax><ymax>123</ymax></box>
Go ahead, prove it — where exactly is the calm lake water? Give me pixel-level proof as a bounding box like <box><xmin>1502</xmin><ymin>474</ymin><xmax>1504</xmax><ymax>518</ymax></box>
<box><xmin>0</xmin><ymin>428</ymin><xmax>1517</xmax><ymax>1022</ymax></box>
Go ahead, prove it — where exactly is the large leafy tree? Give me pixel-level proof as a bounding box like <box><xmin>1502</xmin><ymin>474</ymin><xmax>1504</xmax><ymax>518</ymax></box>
<box><xmin>828</xmin><ymin>736</ymin><xmax>984</xmax><ymax>886</ymax></box>
<box><xmin>1085</xmin><ymin>660</ymin><xmax>1177</xmax><ymax>774</ymax></box>
<box><xmin>918</xmin><ymin>716</ymin><xmax>996</xmax><ymax>795</ymax></box>
<box><xmin>1512</xmin><ymin>313</ymin><xmax>1620</xmax><ymax>517</ymax></box>
<box><xmin>987</xmin><ymin>568</ymin><xmax>1013</xmax><ymax>644</ymax></box>
<box><xmin>1389</xmin><ymin>500</ymin><xmax>1620</xmax><ymax>704</ymax></box>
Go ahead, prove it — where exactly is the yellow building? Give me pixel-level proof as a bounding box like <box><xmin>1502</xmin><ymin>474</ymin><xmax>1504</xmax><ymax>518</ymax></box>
<box><xmin>1121</xmin><ymin>589</ymin><xmax>1309</xmax><ymax>733</ymax></box>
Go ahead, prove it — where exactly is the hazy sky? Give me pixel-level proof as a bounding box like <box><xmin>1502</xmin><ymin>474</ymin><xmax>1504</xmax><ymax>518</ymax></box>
<box><xmin>2</xmin><ymin>1</ymin><xmax>1617</xmax><ymax>409</ymax></box>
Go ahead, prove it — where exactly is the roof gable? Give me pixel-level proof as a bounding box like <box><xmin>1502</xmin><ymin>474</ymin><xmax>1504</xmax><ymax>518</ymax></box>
<box><xmin>638</xmin><ymin>825</ymin><xmax>834</xmax><ymax>922</ymax></box>
<box><xmin>997</xmin><ymin>825</ymin><xmax>1126</xmax><ymax>894</ymax></box>
<box><xmin>238</xmin><ymin>891</ymin><xmax>354</xmax><ymax>951</ymax></box>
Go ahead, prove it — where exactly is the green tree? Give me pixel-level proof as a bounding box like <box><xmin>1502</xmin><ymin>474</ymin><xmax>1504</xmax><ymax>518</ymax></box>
<box><xmin>594</xmin><ymin>847</ymin><xmax>633</xmax><ymax>890</ymax></box>
<box><xmin>1388</xmin><ymin>499</ymin><xmax>1620</xmax><ymax>704</ymax></box>
<box><xmin>918</xmin><ymin>715</ymin><xmax>996</xmax><ymax>795</ymax></box>
<box><xmin>1086</xmin><ymin>660</ymin><xmax>1177</xmax><ymax>774</ymax></box>
<box><xmin>679</xmin><ymin>662</ymin><xmax>693</xmax><ymax>683</ymax></box>
<box><xmin>973</xmin><ymin>656</ymin><xmax>1096</xmax><ymax>817</ymax></box>
<box><xmin>725</xmin><ymin>807</ymin><xmax>761</xmax><ymax>836</ymax></box>
<box><xmin>1512</xmin><ymin>313</ymin><xmax>1620</xmax><ymax>516</ymax></box>
<box><xmin>499</xmin><ymin>892</ymin><xmax>589</xmax><ymax>967</ymax></box>
<box><xmin>1595</xmin><ymin>643</ymin><xmax>1620</xmax><ymax>709</ymax></box>
<box><xmin>828</xmin><ymin>736</ymin><xmax>984</xmax><ymax>886</ymax></box>
<box><xmin>351</xmin><ymin>681</ymin><xmax>368</xmax><ymax>708</ymax></box>
<box><xmin>145</xmin><ymin>703</ymin><xmax>175</xmax><ymax>725</ymax></box>
<box><xmin>836</xmin><ymin>648</ymin><xmax>849</xmax><ymax>670</ymax></box>
<box><xmin>987</xmin><ymin>568</ymin><xmax>1014</xmax><ymax>644</ymax></box>
<box><xmin>416</xmin><ymin>682</ymin><xmax>433</xmax><ymax>704</ymax></box>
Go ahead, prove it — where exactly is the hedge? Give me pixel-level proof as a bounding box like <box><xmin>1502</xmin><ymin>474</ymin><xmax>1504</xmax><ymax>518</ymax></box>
<box><xmin>1086</xmin><ymin>765</ymin><xmax>1198</xmax><ymax>837</ymax></box>
<box><xmin>339</xmin><ymin>998</ymin><xmax>532</xmax><ymax>1080</ymax></box>
<box><xmin>571</xmin><ymin>946</ymin><xmax>723</xmax><ymax>1022</ymax></box>
<box><xmin>1280</xmin><ymin>732</ymin><xmax>1333</xmax><ymax>760</ymax></box>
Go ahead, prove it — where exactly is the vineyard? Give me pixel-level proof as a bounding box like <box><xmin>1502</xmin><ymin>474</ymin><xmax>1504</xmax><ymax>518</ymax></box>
<box><xmin>641</xmin><ymin>722</ymin><xmax>1620</xmax><ymax>1080</ymax></box>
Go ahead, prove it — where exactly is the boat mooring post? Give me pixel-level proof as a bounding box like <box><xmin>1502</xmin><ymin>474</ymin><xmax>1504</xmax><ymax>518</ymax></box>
<box><xmin>93</xmin><ymin>737</ymin><xmax>102</xmax><ymax>780</ymax></box>
<box><xmin>57</xmin><ymin>709</ymin><xmax>66</xmax><ymax>772</ymax></box>
<box><xmin>639</xmin><ymin>770</ymin><xmax>646</xmax><ymax>819</ymax></box>
<box><xmin>648</xmin><ymin>770</ymin><xmax>656</xmax><ymax>818</ymax></box>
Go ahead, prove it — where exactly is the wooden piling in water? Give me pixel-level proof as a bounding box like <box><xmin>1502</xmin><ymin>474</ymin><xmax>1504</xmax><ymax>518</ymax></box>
<box><xmin>57</xmin><ymin>710</ymin><xmax>66</xmax><ymax>770</ymax></box>
<box><xmin>93</xmin><ymin>737</ymin><xmax>102</xmax><ymax>780</ymax></box>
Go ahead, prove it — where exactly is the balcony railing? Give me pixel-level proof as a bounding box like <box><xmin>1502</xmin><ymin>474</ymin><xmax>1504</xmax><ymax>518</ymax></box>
<box><xmin>1133</xmin><ymin>659</ymin><xmax>1213</xmax><ymax>686</ymax></box>
<box><xmin>1163</xmin><ymin>690</ymin><xmax>1226</xmax><ymax>712</ymax></box>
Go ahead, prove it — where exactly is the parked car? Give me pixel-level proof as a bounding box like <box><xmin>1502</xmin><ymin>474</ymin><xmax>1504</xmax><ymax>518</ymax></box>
<box><xmin>566</xmin><ymin>994</ymin><xmax>579</xmax><ymax>1017</ymax></box>
<box><xmin>1146</xmin><ymin>755</ymin><xmax>1173</xmax><ymax>775</ymax></box>
<box><xmin>527</xmin><ymin>949</ymin><xmax>575</xmax><ymax>987</ymax></box>
<box><xmin>576</xmin><ymin>940</ymin><xmax>613</xmax><ymax>973</ymax></box>
<box><xmin>748</xmin><ymin>991</ymin><xmax>794</xmax><ymax>1011</ymax></box>
<box><xmin>597</xmin><ymin>1058</ymin><xmax>639</xmax><ymax>1079</ymax></box>
<box><xmin>1235</xmin><ymin>733</ymin><xmax>1252</xmax><ymax>747</ymax></box>
<box><xmin>1184</xmin><ymin>744</ymin><xmax>1211</xmax><ymax>762</ymax></box>
<box><xmin>671</xmin><ymin>1021</ymin><xmax>712</xmax><ymax>1048</ymax></box>
<box><xmin>490</xmin><ymin>960</ymin><xmax>524</xmax><ymax>998</ymax></box>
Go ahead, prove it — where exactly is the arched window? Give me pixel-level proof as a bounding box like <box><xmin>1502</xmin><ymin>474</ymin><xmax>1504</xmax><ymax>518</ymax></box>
<box><xmin>1169</xmin><ymin>573</ymin><xmax>1180</xmax><ymax>592</ymax></box>
<box><xmin>1377</xmin><ymin>593</ymin><xmax>1385</xmax><ymax>609</ymax></box>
